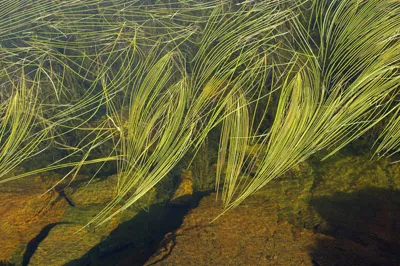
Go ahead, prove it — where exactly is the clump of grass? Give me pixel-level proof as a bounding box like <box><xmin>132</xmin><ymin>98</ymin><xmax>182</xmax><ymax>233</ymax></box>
<box><xmin>0</xmin><ymin>0</ymin><xmax>398</xmax><ymax>227</ymax></box>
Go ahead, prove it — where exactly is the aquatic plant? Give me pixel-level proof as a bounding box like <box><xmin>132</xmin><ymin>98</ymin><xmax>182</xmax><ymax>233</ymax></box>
<box><xmin>0</xmin><ymin>0</ymin><xmax>398</xmax><ymax>226</ymax></box>
<box><xmin>217</xmin><ymin>0</ymin><xmax>400</xmax><ymax>213</ymax></box>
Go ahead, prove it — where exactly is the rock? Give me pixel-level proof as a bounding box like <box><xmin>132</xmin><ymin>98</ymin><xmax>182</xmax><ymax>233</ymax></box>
<box><xmin>145</xmin><ymin>154</ymin><xmax>400</xmax><ymax>266</ymax></box>
<box><xmin>2</xmin><ymin>153</ymin><xmax>399</xmax><ymax>265</ymax></box>
<box><xmin>144</xmin><ymin>232</ymin><xmax>176</xmax><ymax>265</ymax></box>
<box><xmin>170</xmin><ymin>169</ymin><xmax>193</xmax><ymax>206</ymax></box>
<box><xmin>0</xmin><ymin>173</ymin><xmax>68</xmax><ymax>263</ymax></box>
<box><xmin>28</xmin><ymin>224</ymin><xmax>104</xmax><ymax>266</ymax></box>
<box><xmin>145</xmin><ymin>191</ymin><xmax>312</xmax><ymax>266</ymax></box>
<box><xmin>64</xmin><ymin>174</ymin><xmax>118</xmax><ymax>207</ymax></box>
<box><xmin>0</xmin><ymin>173</ymin><xmax>135</xmax><ymax>265</ymax></box>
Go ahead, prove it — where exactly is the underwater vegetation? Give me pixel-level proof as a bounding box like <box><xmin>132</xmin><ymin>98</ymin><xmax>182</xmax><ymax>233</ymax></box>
<box><xmin>0</xmin><ymin>0</ymin><xmax>399</xmax><ymax>229</ymax></box>
<box><xmin>0</xmin><ymin>260</ymin><xmax>13</xmax><ymax>266</ymax></box>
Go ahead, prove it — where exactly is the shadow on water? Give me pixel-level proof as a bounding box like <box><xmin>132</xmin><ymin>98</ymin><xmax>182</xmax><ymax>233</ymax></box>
<box><xmin>64</xmin><ymin>191</ymin><xmax>211</xmax><ymax>266</ymax></box>
<box><xmin>0</xmin><ymin>261</ymin><xmax>14</xmax><ymax>266</ymax></box>
<box><xmin>22</xmin><ymin>222</ymin><xmax>67</xmax><ymax>266</ymax></box>
<box><xmin>309</xmin><ymin>188</ymin><xmax>400</xmax><ymax>266</ymax></box>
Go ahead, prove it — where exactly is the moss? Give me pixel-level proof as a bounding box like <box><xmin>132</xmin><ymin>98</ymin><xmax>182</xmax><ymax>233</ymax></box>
<box><xmin>386</xmin><ymin>162</ymin><xmax>400</xmax><ymax>190</ymax></box>
<box><xmin>249</xmin><ymin>153</ymin><xmax>400</xmax><ymax>232</ymax></box>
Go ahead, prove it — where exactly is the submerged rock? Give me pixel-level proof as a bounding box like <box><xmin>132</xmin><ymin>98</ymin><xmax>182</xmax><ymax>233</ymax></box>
<box><xmin>145</xmin><ymin>154</ymin><xmax>400</xmax><ymax>266</ymax></box>
<box><xmin>170</xmin><ymin>169</ymin><xmax>193</xmax><ymax>206</ymax></box>
<box><xmin>0</xmin><ymin>173</ymin><xmax>134</xmax><ymax>266</ymax></box>
<box><xmin>2</xmin><ymin>154</ymin><xmax>399</xmax><ymax>265</ymax></box>
<box><xmin>0</xmin><ymin>173</ymin><xmax>68</xmax><ymax>264</ymax></box>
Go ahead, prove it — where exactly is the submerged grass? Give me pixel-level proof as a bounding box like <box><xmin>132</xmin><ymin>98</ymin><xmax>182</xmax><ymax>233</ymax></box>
<box><xmin>0</xmin><ymin>0</ymin><xmax>399</xmax><ymax>226</ymax></box>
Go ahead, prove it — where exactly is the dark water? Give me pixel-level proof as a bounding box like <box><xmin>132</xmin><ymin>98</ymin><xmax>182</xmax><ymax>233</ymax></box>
<box><xmin>310</xmin><ymin>188</ymin><xmax>400</xmax><ymax>266</ymax></box>
<box><xmin>63</xmin><ymin>192</ymin><xmax>210</xmax><ymax>266</ymax></box>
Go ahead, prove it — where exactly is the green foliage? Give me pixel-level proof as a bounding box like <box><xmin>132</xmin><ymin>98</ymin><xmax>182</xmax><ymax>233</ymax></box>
<box><xmin>0</xmin><ymin>0</ymin><xmax>399</xmax><ymax>226</ymax></box>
